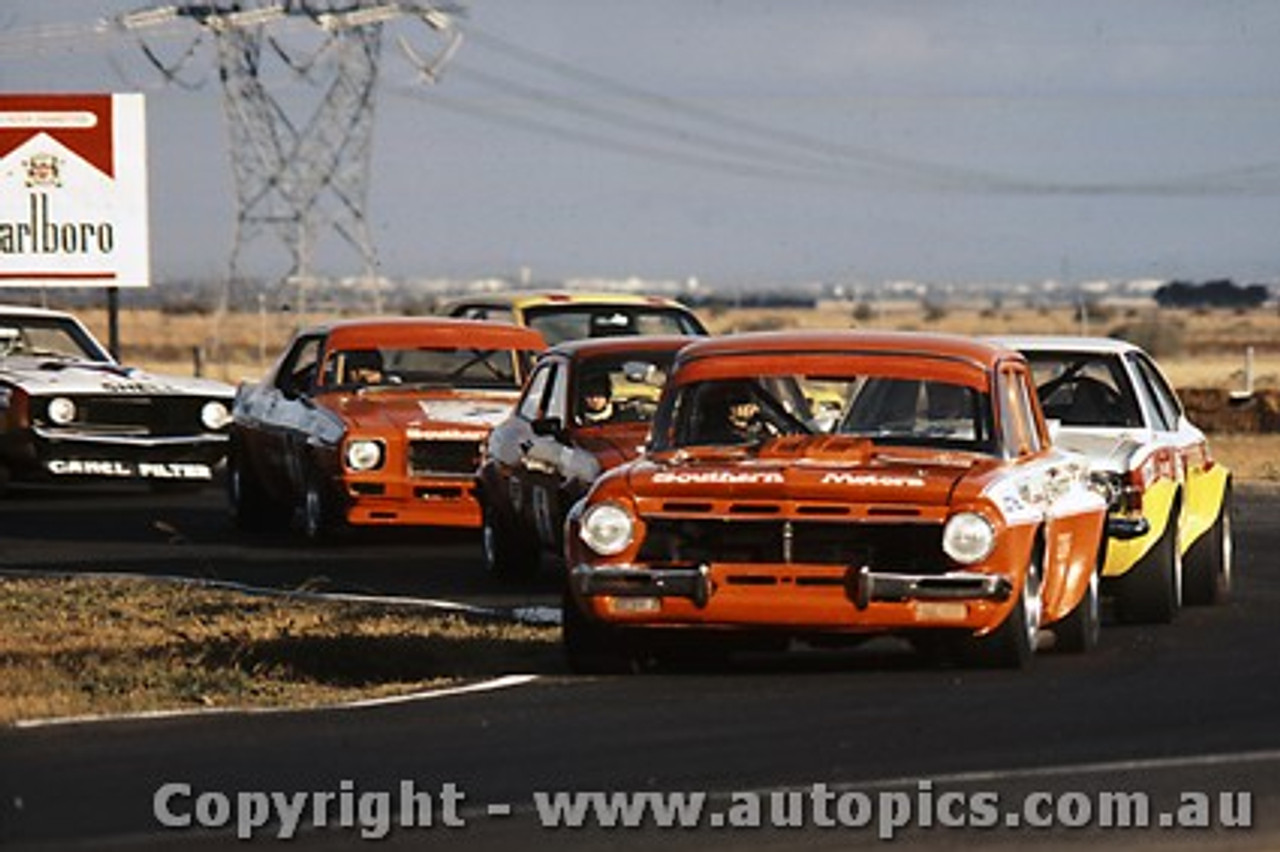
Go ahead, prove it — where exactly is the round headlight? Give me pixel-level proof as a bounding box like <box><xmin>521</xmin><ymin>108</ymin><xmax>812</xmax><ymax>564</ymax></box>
<box><xmin>344</xmin><ymin>439</ymin><xmax>384</xmax><ymax>472</ymax></box>
<box><xmin>200</xmin><ymin>400</ymin><xmax>231</xmax><ymax>430</ymax></box>
<box><xmin>47</xmin><ymin>396</ymin><xmax>76</xmax><ymax>425</ymax></box>
<box><xmin>942</xmin><ymin>511</ymin><xmax>996</xmax><ymax>565</ymax></box>
<box><xmin>579</xmin><ymin>501</ymin><xmax>635</xmax><ymax>556</ymax></box>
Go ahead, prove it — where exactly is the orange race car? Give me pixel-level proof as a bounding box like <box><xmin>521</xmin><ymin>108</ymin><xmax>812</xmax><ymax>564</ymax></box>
<box><xmin>228</xmin><ymin>317</ymin><xmax>546</xmax><ymax>538</ymax></box>
<box><xmin>564</xmin><ymin>331</ymin><xmax>1109</xmax><ymax>671</ymax></box>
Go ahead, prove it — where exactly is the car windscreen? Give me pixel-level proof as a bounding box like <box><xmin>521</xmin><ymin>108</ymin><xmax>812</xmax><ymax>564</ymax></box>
<box><xmin>1023</xmin><ymin>352</ymin><xmax>1143</xmax><ymax>428</ymax></box>
<box><xmin>0</xmin><ymin>316</ymin><xmax>110</xmax><ymax>362</ymax></box>
<box><xmin>653</xmin><ymin>374</ymin><xmax>995</xmax><ymax>453</ymax></box>
<box><xmin>324</xmin><ymin>346</ymin><xmax>527</xmax><ymax>391</ymax></box>
<box><xmin>573</xmin><ymin>351</ymin><xmax>677</xmax><ymax>427</ymax></box>
<box><xmin>523</xmin><ymin>306</ymin><xmax>704</xmax><ymax>345</ymax></box>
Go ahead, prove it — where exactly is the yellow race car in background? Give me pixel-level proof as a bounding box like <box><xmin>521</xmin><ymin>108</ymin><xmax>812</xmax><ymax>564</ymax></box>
<box><xmin>440</xmin><ymin>290</ymin><xmax>707</xmax><ymax>345</ymax></box>
<box><xmin>995</xmin><ymin>337</ymin><xmax>1232</xmax><ymax>623</ymax></box>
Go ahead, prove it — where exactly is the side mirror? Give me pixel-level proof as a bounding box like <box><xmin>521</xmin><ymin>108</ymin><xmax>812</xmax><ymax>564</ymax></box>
<box><xmin>531</xmin><ymin>416</ymin><xmax>565</xmax><ymax>440</ymax></box>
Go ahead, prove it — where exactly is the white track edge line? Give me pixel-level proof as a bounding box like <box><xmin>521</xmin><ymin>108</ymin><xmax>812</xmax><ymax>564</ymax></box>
<box><xmin>12</xmin><ymin>674</ymin><xmax>540</xmax><ymax>730</ymax></box>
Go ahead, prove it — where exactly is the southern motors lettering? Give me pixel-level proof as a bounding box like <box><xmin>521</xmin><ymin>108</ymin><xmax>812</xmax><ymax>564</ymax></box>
<box><xmin>820</xmin><ymin>472</ymin><xmax>927</xmax><ymax>488</ymax></box>
<box><xmin>0</xmin><ymin>194</ymin><xmax>114</xmax><ymax>256</ymax></box>
<box><xmin>652</xmin><ymin>470</ymin><xmax>785</xmax><ymax>485</ymax></box>
<box><xmin>46</xmin><ymin>460</ymin><xmax>213</xmax><ymax>479</ymax></box>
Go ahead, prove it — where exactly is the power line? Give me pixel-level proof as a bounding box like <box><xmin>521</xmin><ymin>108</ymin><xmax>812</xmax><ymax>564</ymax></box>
<box><xmin>458</xmin><ymin>23</ymin><xmax>1280</xmax><ymax>197</ymax></box>
<box><xmin>388</xmin><ymin>84</ymin><xmax>865</xmax><ymax>187</ymax></box>
<box><xmin>5</xmin><ymin>8</ymin><xmax>1280</xmax><ymax>200</ymax></box>
<box><xmin>445</xmin><ymin>65</ymin><xmax>894</xmax><ymax>184</ymax></box>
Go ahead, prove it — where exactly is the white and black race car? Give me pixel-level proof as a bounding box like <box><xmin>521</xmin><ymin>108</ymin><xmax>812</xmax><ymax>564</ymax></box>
<box><xmin>0</xmin><ymin>304</ymin><xmax>235</xmax><ymax>489</ymax></box>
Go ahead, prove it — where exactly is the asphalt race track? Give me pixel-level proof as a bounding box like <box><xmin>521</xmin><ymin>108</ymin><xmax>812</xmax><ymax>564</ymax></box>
<box><xmin>1</xmin><ymin>483</ymin><xmax>1279</xmax><ymax>850</ymax></box>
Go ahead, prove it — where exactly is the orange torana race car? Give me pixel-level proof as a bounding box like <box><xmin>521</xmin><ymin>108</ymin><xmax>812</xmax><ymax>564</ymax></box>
<box><xmin>228</xmin><ymin>317</ymin><xmax>546</xmax><ymax>538</ymax></box>
<box><xmin>564</xmin><ymin>331</ymin><xmax>1109</xmax><ymax>671</ymax></box>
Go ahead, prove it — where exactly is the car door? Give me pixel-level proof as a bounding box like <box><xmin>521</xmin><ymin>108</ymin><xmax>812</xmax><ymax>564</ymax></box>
<box><xmin>998</xmin><ymin>362</ymin><xmax>1095</xmax><ymax>615</ymax></box>
<box><xmin>521</xmin><ymin>359</ymin><xmax>571</xmax><ymax>551</ymax></box>
<box><xmin>1127</xmin><ymin>350</ymin><xmax>1217</xmax><ymax>549</ymax></box>
<box><xmin>486</xmin><ymin>359</ymin><xmax>553</xmax><ymax>540</ymax></box>
<box><xmin>248</xmin><ymin>333</ymin><xmax>327</xmax><ymax>499</ymax></box>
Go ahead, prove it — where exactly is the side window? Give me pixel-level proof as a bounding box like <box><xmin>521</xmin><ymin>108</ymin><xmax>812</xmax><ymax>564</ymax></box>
<box><xmin>1129</xmin><ymin>353</ymin><xmax>1180</xmax><ymax>431</ymax></box>
<box><xmin>274</xmin><ymin>334</ymin><xmax>324</xmax><ymax>396</ymax></box>
<box><xmin>545</xmin><ymin>362</ymin><xmax>568</xmax><ymax>423</ymax></box>
<box><xmin>1027</xmin><ymin>353</ymin><xmax>1142</xmax><ymax>428</ymax></box>
<box><xmin>1015</xmin><ymin>372</ymin><xmax>1044</xmax><ymax>453</ymax></box>
<box><xmin>999</xmin><ymin>367</ymin><xmax>1041</xmax><ymax>457</ymax></box>
<box><xmin>517</xmin><ymin>363</ymin><xmax>552</xmax><ymax>421</ymax></box>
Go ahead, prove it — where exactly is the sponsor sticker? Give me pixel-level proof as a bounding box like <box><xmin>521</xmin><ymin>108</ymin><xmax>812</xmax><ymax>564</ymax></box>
<box><xmin>406</xmin><ymin>428</ymin><xmax>488</xmax><ymax>442</ymax></box>
<box><xmin>46</xmin><ymin>459</ymin><xmax>212</xmax><ymax>479</ymax></box>
<box><xmin>819</xmin><ymin>472</ymin><xmax>926</xmax><ymax>488</ymax></box>
<box><xmin>0</xmin><ymin>93</ymin><xmax>149</xmax><ymax>287</ymax></box>
<box><xmin>100</xmin><ymin>379</ymin><xmax>175</xmax><ymax>394</ymax></box>
<box><xmin>416</xmin><ymin>400</ymin><xmax>510</xmax><ymax>428</ymax></box>
<box><xmin>652</xmin><ymin>470</ymin><xmax>784</xmax><ymax>485</ymax></box>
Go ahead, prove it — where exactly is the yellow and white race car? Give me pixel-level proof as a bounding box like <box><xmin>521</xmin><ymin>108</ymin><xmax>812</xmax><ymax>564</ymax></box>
<box><xmin>440</xmin><ymin>291</ymin><xmax>707</xmax><ymax>345</ymax></box>
<box><xmin>994</xmin><ymin>336</ymin><xmax>1232</xmax><ymax>623</ymax></box>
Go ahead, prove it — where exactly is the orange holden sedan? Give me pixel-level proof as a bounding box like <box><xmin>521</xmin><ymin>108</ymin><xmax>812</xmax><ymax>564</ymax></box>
<box><xmin>564</xmin><ymin>331</ymin><xmax>1109</xmax><ymax>671</ymax></box>
<box><xmin>229</xmin><ymin>317</ymin><xmax>545</xmax><ymax>539</ymax></box>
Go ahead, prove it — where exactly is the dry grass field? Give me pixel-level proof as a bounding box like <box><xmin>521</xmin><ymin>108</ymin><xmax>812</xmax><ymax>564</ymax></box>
<box><xmin>71</xmin><ymin>301</ymin><xmax>1280</xmax><ymax>390</ymax></box>
<box><xmin>0</xmin><ymin>576</ymin><xmax>557</xmax><ymax>726</ymax></box>
<box><xmin>66</xmin><ymin>300</ymin><xmax>1280</xmax><ymax>480</ymax></box>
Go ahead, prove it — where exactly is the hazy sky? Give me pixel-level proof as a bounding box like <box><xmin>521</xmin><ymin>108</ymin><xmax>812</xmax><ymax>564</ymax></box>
<box><xmin>4</xmin><ymin>1</ymin><xmax>1280</xmax><ymax>290</ymax></box>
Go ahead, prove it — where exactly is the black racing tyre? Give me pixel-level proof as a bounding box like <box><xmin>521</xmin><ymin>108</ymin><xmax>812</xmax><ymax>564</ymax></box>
<box><xmin>965</xmin><ymin>546</ymin><xmax>1043</xmax><ymax>669</ymax></box>
<box><xmin>297</xmin><ymin>467</ymin><xmax>339</xmax><ymax>542</ymax></box>
<box><xmin>1113</xmin><ymin>506</ymin><xmax>1181</xmax><ymax>624</ymax></box>
<box><xmin>481</xmin><ymin>504</ymin><xmax>540</xmax><ymax>581</ymax></box>
<box><xmin>562</xmin><ymin>592</ymin><xmax>636</xmax><ymax>675</ymax></box>
<box><xmin>228</xmin><ymin>447</ymin><xmax>285</xmax><ymax>531</ymax></box>
<box><xmin>1182</xmin><ymin>488</ymin><xmax>1233</xmax><ymax>606</ymax></box>
<box><xmin>1054</xmin><ymin>568</ymin><xmax>1100</xmax><ymax>654</ymax></box>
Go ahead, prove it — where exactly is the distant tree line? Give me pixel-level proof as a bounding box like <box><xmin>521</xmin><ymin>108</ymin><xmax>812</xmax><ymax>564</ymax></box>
<box><xmin>684</xmin><ymin>292</ymin><xmax>818</xmax><ymax>309</ymax></box>
<box><xmin>1154</xmin><ymin>279</ymin><xmax>1270</xmax><ymax>309</ymax></box>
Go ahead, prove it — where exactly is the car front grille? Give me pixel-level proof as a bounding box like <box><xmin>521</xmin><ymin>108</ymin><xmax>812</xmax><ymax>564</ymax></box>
<box><xmin>407</xmin><ymin>439</ymin><xmax>482</xmax><ymax>477</ymax></box>
<box><xmin>637</xmin><ymin>517</ymin><xmax>945</xmax><ymax>574</ymax></box>
<box><xmin>45</xmin><ymin>396</ymin><xmax>209</xmax><ymax>437</ymax></box>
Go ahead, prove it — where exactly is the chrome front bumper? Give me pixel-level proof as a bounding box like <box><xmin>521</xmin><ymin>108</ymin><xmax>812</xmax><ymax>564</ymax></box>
<box><xmin>571</xmin><ymin>563</ymin><xmax>1014</xmax><ymax>611</ymax></box>
<box><xmin>32</xmin><ymin>428</ymin><xmax>229</xmax><ymax>448</ymax></box>
<box><xmin>571</xmin><ymin>564</ymin><xmax>715</xmax><ymax>608</ymax></box>
<box><xmin>844</xmin><ymin>565</ymin><xmax>1013</xmax><ymax>610</ymax></box>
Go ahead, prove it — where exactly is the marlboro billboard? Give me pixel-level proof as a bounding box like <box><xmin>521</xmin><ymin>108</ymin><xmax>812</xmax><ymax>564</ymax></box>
<box><xmin>0</xmin><ymin>93</ymin><xmax>149</xmax><ymax>287</ymax></box>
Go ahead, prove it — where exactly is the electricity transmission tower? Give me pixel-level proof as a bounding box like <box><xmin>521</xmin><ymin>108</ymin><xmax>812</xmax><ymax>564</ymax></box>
<box><xmin>115</xmin><ymin>1</ymin><xmax>462</xmax><ymax>314</ymax></box>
